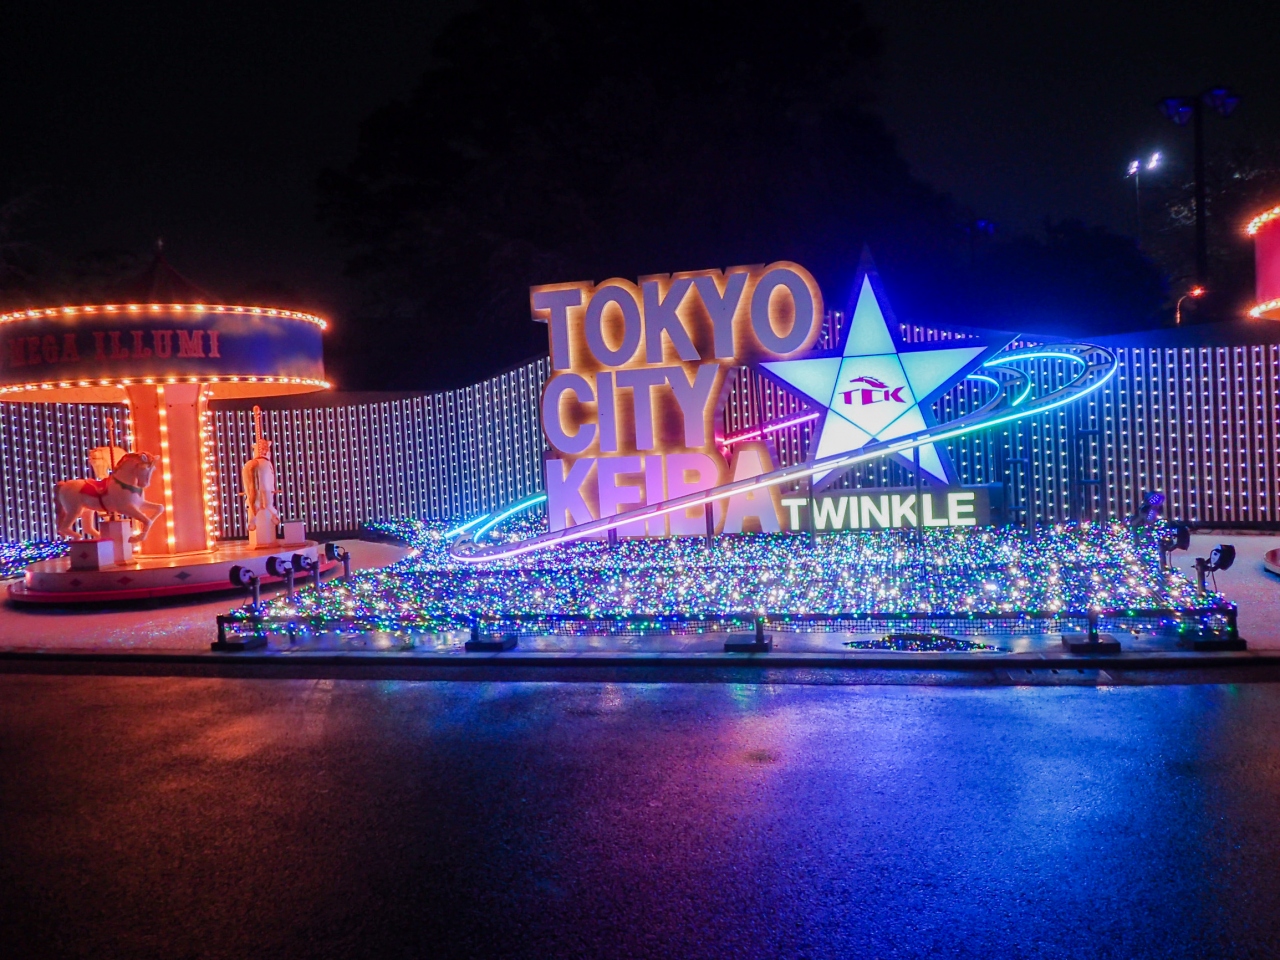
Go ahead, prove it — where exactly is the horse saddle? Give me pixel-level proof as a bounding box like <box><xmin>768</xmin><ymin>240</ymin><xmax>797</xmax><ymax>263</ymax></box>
<box><xmin>82</xmin><ymin>476</ymin><xmax>111</xmax><ymax>507</ymax></box>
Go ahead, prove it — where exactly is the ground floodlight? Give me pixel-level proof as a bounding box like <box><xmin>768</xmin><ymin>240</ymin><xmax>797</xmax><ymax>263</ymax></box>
<box><xmin>229</xmin><ymin>564</ymin><xmax>257</xmax><ymax>588</ymax></box>
<box><xmin>1175</xmin><ymin>524</ymin><xmax>1191</xmax><ymax>552</ymax></box>
<box><xmin>265</xmin><ymin>555</ymin><xmax>292</xmax><ymax>578</ymax></box>
<box><xmin>1208</xmin><ymin>544</ymin><xmax>1236</xmax><ymax>572</ymax></box>
<box><xmin>1136</xmin><ymin>491</ymin><xmax>1165</xmax><ymax>526</ymax></box>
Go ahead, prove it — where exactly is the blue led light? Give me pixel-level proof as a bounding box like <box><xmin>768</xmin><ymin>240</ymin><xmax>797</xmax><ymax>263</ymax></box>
<box><xmin>471</xmin><ymin>492</ymin><xmax>548</xmax><ymax>541</ymax></box>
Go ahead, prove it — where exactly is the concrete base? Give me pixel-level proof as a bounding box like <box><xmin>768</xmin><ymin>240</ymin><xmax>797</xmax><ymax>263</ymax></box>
<box><xmin>724</xmin><ymin>634</ymin><xmax>773</xmax><ymax>653</ymax></box>
<box><xmin>210</xmin><ymin>634</ymin><xmax>268</xmax><ymax>653</ymax></box>
<box><xmin>1059</xmin><ymin>633</ymin><xmax>1122</xmax><ymax>655</ymax></box>
<box><xmin>465</xmin><ymin>634</ymin><xmax>518</xmax><ymax>652</ymax></box>
<box><xmin>10</xmin><ymin>540</ymin><xmax>337</xmax><ymax>604</ymax></box>
<box><xmin>1191</xmin><ymin>637</ymin><xmax>1248</xmax><ymax>652</ymax></box>
<box><xmin>67</xmin><ymin>539</ymin><xmax>116</xmax><ymax>571</ymax></box>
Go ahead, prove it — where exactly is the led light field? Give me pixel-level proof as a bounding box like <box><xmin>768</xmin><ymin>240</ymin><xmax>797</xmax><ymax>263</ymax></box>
<box><xmin>226</xmin><ymin>517</ymin><xmax>1215</xmax><ymax>639</ymax></box>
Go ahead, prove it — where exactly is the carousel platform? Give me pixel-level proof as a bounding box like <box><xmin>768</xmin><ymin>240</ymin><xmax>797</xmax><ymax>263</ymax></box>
<box><xmin>8</xmin><ymin>539</ymin><xmax>338</xmax><ymax>604</ymax></box>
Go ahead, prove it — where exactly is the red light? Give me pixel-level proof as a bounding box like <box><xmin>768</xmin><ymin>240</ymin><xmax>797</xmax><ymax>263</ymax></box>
<box><xmin>1189</xmin><ymin>286</ymin><xmax>1206</xmax><ymax>298</ymax></box>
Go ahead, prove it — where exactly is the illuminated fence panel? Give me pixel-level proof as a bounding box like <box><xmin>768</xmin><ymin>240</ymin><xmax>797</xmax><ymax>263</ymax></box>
<box><xmin>0</xmin><ymin>401</ymin><xmax>130</xmax><ymax>541</ymax></box>
<box><xmin>716</xmin><ymin>322</ymin><xmax>1280</xmax><ymax>527</ymax></box>
<box><xmin>210</xmin><ymin>358</ymin><xmax>552</xmax><ymax>535</ymax></box>
<box><xmin>4</xmin><ymin>331</ymin><xmax>1280</xmax><ymax>542</ymax></box>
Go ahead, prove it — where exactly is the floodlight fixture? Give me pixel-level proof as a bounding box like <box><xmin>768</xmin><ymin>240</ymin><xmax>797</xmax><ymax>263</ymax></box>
<box><xmin>1137</xmin><ymin>490</ymin><xmax>1166</xmax><ymax>525</ymax></box>
<box><xmin>1194</xmin><ymin>543</ymin><xmax>1236</xmax><ymax>595</ymax></box>
<box><xmin>229</xmin><ymin>564</ymin><xmax>262</xmax><ymax>607</ymax></box>
<box><xmin>1160</xmin><ymin>97</ymin><xmax>1195</xmax><ymax>125</ymax></box>
<box><xmin>1207</xmin><ymin>543</ymin><xmax>1236</xmax><ymax>571</ymax></box>
<box><xmin>1158</xmin><ymin>522</ymin><xmax>1191</xmax><ymax>568</ymax></box>
<box><xmin>1126</xmin><ymin>154</ymin><xmax>1163</xmax><ymax>243</ymax></box>
<box><xmin>1202</xmin><ymin>87</ymin><xmax>1241</xmax><ymax>117</ymax></box>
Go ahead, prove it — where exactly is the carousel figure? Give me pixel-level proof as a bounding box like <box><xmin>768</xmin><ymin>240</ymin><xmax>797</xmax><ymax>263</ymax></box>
<box><xmin>242</xmin><ymin>405</ymin><xmax>281</xmax><ymax>548</ymax></box>
<box><xmin>55</xmin><ymin>451</ymin><xmax>163</xmax><ymax>545</ymax></box>
<box><xmin>80</xmin><ymin>416</ymin><xmax>143</xmax><ymax>561</ymax></box>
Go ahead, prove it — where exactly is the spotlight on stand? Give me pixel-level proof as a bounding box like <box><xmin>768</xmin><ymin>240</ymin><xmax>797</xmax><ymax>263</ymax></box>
<box><xmin>265</xmin><ymin>555</ymin><xmax>295</xmax><ymax>599</ymax></box>
<box><xmin>229</xmin><ymin>564</ymin><xmax>261</xmax><ymax>607</ymax></box>
<box><xmin>293</xmin><ymin>552</ymin><xmax>320</xmax><ymax>593</ymax></box>
<box><xmin>1189</xmin><ymin>543</ymin><xmax>1246</xmax><ymax>651</ymax></box>
<box><xmin>1159</xmin><ymin>522</ymin><xmax>1191</xmax><ymax>568</ymax></box>
<box><xmin>1194</xmin><ymin>544</ymin><xmax>1236</xmax><ymax>596</ymax></box>
<box><xmin>213</xmin><ymin>566</ymin><xmax>268</xmax><ymax>652</ymax></box>
<box><xmin>324</xmin><ymin>541</ymin><xmax>352</xmax><ymax>578</ymax></box>
<box><xmin>1136</xmin><ymin>491</ymin><xmax>1165</xmax><ymax>524</ymax></box>
<box><xmin>1132</xmin><ymin>492</ymin><xmax>1165</xmax><ymax>543</ymax></box>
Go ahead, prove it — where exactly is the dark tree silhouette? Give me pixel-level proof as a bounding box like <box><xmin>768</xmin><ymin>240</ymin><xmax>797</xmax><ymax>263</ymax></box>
<box><xmin>319</xmin><ymin>0</ymin><xmax>963</xmax><ymax>388</ymax></box>
<box><xmin>321</xmin><ymin>1</ymin><xmax>1179</xmax><ymax>387</ymax></box>
<box><xmin>963</xmin><ymin>220</ymin><xmax>1169</xmax><ymax>334</ymax></box>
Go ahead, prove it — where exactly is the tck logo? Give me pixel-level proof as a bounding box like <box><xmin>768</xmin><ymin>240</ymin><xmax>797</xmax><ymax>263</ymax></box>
<box><xmin>841</xmin><ymin>375</ymin><xmax>906</xmax><ymax>406</ymax></box>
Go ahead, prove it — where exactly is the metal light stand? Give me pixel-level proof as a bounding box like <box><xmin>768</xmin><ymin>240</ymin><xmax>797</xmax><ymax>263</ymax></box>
<box><xmin>465</xmin><ymin>614</ymin><xmax>518</xmax><ymax>652</ymax></box>
<box><xmin>725</xmin><ymin>615</ymin><xmax>773</xmax><ymax>653</ymax></box>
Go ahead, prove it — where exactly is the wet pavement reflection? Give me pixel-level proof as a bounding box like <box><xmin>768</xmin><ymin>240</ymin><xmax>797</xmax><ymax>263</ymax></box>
<box><xmin>1</xmin><ymin>676</ymin><xmax>1278</xmax><ymax>958</ymax></box>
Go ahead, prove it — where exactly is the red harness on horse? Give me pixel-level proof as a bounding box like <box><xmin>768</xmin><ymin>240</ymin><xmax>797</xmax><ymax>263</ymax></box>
<box><xmin>82</xmin><ymin>477</ymin><xmax>112</xmax><ymax>512</ymax></box>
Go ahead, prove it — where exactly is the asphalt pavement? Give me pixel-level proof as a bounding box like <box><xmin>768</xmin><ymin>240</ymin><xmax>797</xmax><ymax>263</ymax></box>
<box><xmin>2</xmin><ymin>675</ymin><xmax>1279</xmax><ymax>959</ymax></box>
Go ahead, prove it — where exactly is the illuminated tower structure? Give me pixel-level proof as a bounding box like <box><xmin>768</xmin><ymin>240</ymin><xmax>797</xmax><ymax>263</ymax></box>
<box><xmin>1</xmin><ymin>253</ymin><xmax>334</xmax><ymax>601</ymax></box>
<box><xmin>1248</xmin><ymin>203</ymin><xmax>1280</xmax><ymax>320</ymax></box>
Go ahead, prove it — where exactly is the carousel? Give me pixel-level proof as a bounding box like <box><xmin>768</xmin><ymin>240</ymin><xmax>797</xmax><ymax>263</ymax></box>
<box><xmin>3</xmin><ymin>255</ymin><xmax>339</xmax><ymax>602</ymax></box>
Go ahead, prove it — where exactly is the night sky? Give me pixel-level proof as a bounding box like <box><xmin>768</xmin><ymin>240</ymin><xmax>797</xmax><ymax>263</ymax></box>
<box><xmin>5</xmin><ymin>1</ymin><xmax>1277</xmax><ymax>319</ymax></box>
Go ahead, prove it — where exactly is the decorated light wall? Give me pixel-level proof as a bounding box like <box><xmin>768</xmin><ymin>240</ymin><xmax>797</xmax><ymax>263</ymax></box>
<box><xmin>210</xmin><ymin>358</ymin><xmax>552</xmax><ymax>537</ymax></box>
<box><xmin>3</xmin><ymin>322</ymin><xmax>1280</xmax><ymax>541</ymax></box>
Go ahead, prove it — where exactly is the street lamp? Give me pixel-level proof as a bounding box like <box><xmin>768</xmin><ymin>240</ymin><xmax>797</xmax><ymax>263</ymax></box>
<box><xmin>1176</xmin><ymin>285</ymin><xmax>1206</xmax><ymax>325</ymax></box>
<box><xmin>1125</xmin><ymin>151</ymin><xmax>1162</xmax><ymax>245</ymax></box>
<box><xmin>1159</xmin><ymin>86</ymin><xmax>1241</xmax><ymax>284</ymax></box>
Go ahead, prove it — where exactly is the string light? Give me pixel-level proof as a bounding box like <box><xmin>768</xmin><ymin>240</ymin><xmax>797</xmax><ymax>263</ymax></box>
<box><xmin>721</xmin><ymin>410</ymin><xmax>820</xmax><ymax>444</ymax></box>
<box><xmin>156</xmin><ymin>385</ymin><xmax>178</xmax><ymax>549</ymax></box>
<box><xmin>0</xmin><ymin>376</ymin><xmax>330</xmax><ymax>397</ymax></box>
<box><xmin>198</xmin><ymin>387</ymin><xmax>221</xmax><ymax>545</ymax></box>
<box><xmin>1248</xmin><ymin>298</ymin><xmax>1280</xmax><ymax>320</ymax></box>
<box><xmin>0</xmin><ymin>303</ymin><xmax>328</xmax><ymax>330</ymax></box>
<box><xmin>0</xmin><ymin>539</ymin><xmax>67</xmax><ymax>577</ymax></box>
<box><xmin>1246</xmin><ymin>205</ymin><xmax>1280</xmax><ymax>236</ymax></box>
<box><xmin>225</xmin><ymin>517</ymin><xmax>1215</xmax><ymax>637</ymax></box>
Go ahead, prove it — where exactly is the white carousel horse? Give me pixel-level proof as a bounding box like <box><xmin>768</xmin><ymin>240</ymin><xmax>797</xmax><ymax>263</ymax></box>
<box><xmin>87</xmin><ymin>444</ymin><xmax>130</xmax><ymax>481</ymax></box>
<box><xmin>242</xmin><ymin>438</ymin><xmax>279</xmax><ymax>533</ymax></box>
<box><xmin>54</xmin><ymin>451</ymin><xmax>164</xmax><ymax>543</ymax></box>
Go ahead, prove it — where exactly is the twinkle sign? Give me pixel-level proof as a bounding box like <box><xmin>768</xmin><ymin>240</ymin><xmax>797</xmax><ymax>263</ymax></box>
<box><xmin>532</xmin><ymin>258</ymin><xmax>1002</xmax><ymax>537</ymax></box>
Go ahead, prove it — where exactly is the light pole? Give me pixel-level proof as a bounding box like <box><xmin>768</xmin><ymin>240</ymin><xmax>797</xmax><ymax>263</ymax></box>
<box><xmin>1176</xmin><ymin>285</ymin><xmax>1205</xmax><ymax>325</ymax></box>
<box><xmin>1159</xmin><ymin>87</ymin><xmax>1241</xmax><ymax>284</ymax></box>
<box><xmin>1126</xmin><ymin>152</ymin><xmax>1161</xmax><ymax>246</ymax></box>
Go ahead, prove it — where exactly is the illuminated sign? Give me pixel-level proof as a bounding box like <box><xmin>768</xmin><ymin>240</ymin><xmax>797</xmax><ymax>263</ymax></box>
<box><xmin>780</xmin><ymin>485</ymin><xmax>997</xmax><ymax>532</ymax></box>
<box><xmin>533</xmin><ymin>263</ymin><xmax>823</xmax><ymax>535</ymax></box>
<box><xmin>759</xmin><ymin>271</ymin><xmax>998</xmax><ymax>486</ymax></box>
<box><xmin>532</xmin><ymin>261</ymin><xmax>1002</xmax><ymax>537</ymax></box>
<box><xmin>0</xmin><ymin>308</ymin><xmax>326</xmax><ymax>399</ymax></box>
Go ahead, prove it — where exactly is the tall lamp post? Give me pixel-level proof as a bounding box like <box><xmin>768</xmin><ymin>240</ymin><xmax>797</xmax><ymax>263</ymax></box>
<box><xmin>1176</xmin><ymin>284</ymin><xmax>1206</xmax><ymax>325</ymax></box>
<box><xmin>1126</xmin><ymin>152</ymin><xmax>1161</xmax><ymax>246</ymax></box>
<box><xmin>1159</xmin><ymin>87</ymin><xmax>1241</xmax><ymax>284</ymax></box>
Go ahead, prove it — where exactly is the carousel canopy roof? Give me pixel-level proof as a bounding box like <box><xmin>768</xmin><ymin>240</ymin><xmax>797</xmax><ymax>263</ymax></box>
<box><xmin>109</xmin><ymin>250</ymin><xmax>216</xmax><ymax>305</ymax></box>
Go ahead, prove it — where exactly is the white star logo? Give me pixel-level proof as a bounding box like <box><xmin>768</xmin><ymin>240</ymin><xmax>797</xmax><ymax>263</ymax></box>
<box><xmin>759</xmin><ymin>267</ymin><xmax>1002</xmax><ymax>486</ymax></box>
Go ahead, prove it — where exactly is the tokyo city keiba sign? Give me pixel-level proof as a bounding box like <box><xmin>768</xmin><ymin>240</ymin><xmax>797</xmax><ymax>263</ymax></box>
<box><xmin>531</xmin><ymin>261</ymin><xmax>996</xmax><ymax>537</ymax></box>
